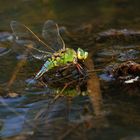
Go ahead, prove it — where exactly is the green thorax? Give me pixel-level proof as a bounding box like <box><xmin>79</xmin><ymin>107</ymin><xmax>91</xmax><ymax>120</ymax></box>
<box><xmin>47</xmin><ymin>48</ymin><xmax>77</xmax><ymax>69</ymax></box>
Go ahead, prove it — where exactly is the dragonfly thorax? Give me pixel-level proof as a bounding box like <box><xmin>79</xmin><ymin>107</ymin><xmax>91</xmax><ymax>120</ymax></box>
<box><xmin>35</xmin><ymin>48</ymin><xmax>77</xmax><ymax>79</ymax></box>
<box><xmin>52</xmin><ymin>48</ymin><xmax>77</xmax><ymax>64</ymax></box>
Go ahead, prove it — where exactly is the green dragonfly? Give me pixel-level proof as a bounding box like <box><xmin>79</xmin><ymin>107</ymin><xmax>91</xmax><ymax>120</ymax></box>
<box><xmin>10</xmin><ymin>20</ymin><xmax>88</xmax><ymax>81</ymax></box>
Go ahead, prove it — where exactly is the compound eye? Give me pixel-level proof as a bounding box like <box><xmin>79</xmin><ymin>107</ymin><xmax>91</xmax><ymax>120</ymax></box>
<box><xmin>77</xmin><ymin>48</ymin><xmax>84</xmax><ymax>59</ymax></box>
<box><xmin>78</xmin><ymin>52</ymin><xmax>82</xmax><ymax>59</ymax></box>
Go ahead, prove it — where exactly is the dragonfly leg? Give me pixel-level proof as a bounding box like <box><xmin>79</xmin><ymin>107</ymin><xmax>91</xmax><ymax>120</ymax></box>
<box><xmin>76</xmin><ymin>63</ymin><xmax>84</xmax><ymax>75</ymax></box>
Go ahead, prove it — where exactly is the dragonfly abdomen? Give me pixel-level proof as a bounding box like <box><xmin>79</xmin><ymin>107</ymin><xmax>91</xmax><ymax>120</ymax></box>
<box><xmin>35</xmin><ymin>57</ymin><xmax>65</xmax><ymax>80</ymax></box>
<box><xmin>35</xmin><ymin>60</ymin><xmax>53</xmax><ymax>79</ymax></box>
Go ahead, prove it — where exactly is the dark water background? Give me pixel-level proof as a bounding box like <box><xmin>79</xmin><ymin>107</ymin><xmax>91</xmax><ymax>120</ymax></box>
<box><xmin>0</xmin><ymin>0</ymin><xmax>140</xmax><ymax>140</ymax></box>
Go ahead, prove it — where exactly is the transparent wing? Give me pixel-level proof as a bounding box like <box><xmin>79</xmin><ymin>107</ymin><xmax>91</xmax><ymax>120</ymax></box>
<box><xmin>10</xmin><ymin>21</ymin><xmax>54</xmax><ymax>60</ymax></box>
<box><xmin>42</xmin><ymin>20</ymin><xmax>65</xmax><ymax>51</ymax></box>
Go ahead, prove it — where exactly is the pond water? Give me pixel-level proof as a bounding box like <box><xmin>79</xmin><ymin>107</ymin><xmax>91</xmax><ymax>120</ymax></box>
<box><xmin>0</xmin><ymin>0</ymin><xmax>140</xmax><ymax>140</ymax></box>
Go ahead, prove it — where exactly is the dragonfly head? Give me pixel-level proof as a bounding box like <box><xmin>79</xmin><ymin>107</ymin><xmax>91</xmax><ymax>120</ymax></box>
<box><xmin>77</xmin><ymin>48</ymin><xmax>88</xmax><ymax>60</ymax></box>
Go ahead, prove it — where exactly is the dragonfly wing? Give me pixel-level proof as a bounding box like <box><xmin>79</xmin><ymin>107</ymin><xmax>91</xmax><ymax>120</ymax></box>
<box><xmin>15</xmin><ymin>39</ymin><xmax>51</xmax><ymax>60</ymax></box>
<box><xmin>10</xmin><ymin>21</ymin><xmax>52</xmax><ymax>60</ymax></box>
<box><xmin>42</xmin><ymin>20</ymin><xmax>65</xmax><ymax>52</ymax></box>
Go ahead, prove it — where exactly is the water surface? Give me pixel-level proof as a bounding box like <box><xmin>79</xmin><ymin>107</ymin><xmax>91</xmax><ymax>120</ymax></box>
<box><xmin>0</xmin><ymin>0</ymin><xmax>140</xmax><ymax>140</ymax></box>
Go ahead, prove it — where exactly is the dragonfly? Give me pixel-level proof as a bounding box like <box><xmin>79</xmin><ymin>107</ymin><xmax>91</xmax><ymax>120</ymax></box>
<box><xmin>10</xmin><ymin>20</ymin><xmax>88</xmax><ymax>84</ymax></box>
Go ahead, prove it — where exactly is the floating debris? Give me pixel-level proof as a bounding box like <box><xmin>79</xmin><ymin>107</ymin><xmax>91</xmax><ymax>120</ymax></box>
<box><xmin>5</xmin><ymin>92</ymin><xmax>20</xmax><ymax>98</ymax></box>
<box><xmin>124</xmin><ymin>76</ymin><xmax>139</xmax><ymax>84</ymax></box>
<box><xmin>108</xmin><ymin>61</ymin><xmax>140</xmax><ymax>84</ymax></box>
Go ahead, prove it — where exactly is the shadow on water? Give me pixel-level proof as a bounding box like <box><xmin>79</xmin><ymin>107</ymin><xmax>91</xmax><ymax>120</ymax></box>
<box><xmin>0</xmin><ymin>0</ymin><xmax>140</xmax><ymax>140</ymax></box>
